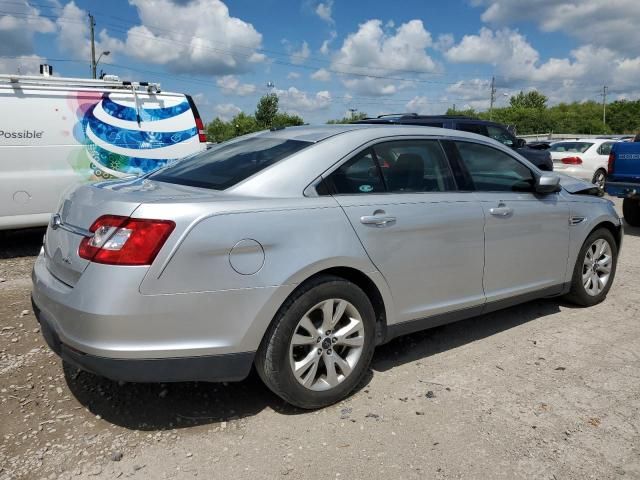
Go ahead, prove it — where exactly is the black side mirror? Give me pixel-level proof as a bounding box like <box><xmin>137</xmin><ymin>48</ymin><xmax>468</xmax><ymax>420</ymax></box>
<box><xmin>535</xmin><ymin>173</ymin><xmax>561</xmax><ymax>194</ymax></box>
<box><xmin>516</xmin><ymin>138</ymin><xmax>527</xmax><ymax>148</ymax></box>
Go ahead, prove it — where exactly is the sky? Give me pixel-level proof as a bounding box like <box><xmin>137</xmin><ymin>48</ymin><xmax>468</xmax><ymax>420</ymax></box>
<box><xmin>1</xmin><ymin>0</ymin><xmax>640</xmax><ymax>123</ymax></box>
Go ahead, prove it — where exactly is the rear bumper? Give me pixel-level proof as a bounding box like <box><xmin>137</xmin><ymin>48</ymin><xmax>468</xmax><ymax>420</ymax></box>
<box><xmin>605</xmin><ymin>181</ymin><xmax>639</xmax><ymax>198</ymax></box>
<box><xmin>32</xmin><ymin>296</ymin><xmax>254</xmax><ymax>382</ymax></box>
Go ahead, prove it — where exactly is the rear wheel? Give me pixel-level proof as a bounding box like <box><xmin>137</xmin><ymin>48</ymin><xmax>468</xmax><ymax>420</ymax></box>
<box><xmin>565</xmin><ymin>228</ymin><xmax>617</xmax><ymax>306</ymax></box>
<box><xmin>592</xmin><ymin>169</ymin><xmax>607</xmax><ymax>190</ymax></box>
<box><xmin>256</xmin><ymin>275</ymin><xmax>376</xmax><ymax>409</ymax></box>
<box><xmin>623</xmin><ymin>198</ymin><xmax>640</xmax><ymax>227</ymax></box>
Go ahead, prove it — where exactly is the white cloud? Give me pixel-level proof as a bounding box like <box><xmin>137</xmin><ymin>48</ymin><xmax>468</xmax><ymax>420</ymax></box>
<box><xmin>310</xmin><ymin>68</ymin><xmax>331</xmax><ymax>81</ymax></box>
<box><xmin>214</xmin><ymin>103</ymin><xmax>241</xmax><ymax>121</ymax></box>
<box><xmin>474</xmin><ymin>0</ymin><xmax>640</xmax><ymax>56</ymax></box>
<box><xmin>331</xmin><ymin>19</ymin><xmax>439</xmax><ymax>96</ymax></box>
<box><xmin>216</xmin><ymin>75</ymin><xmax>257</xmax><ymax>96</ymax></box>
<box><xmin>445</xmin><ymin>27</ymin><xmax>640</xmax><ymax>103</ymax></box>
<box><xmin>315</xmin><ymin>1</ymin><xmax>334</xmax><ymax>25</ymax></box>
<box><xmin>56</xmin><ymin>2</ymin><xmax>123</xmax><ymax>61</ymax></box>
<box><xmin>290</xmin><ymin>41</ymin><xmax>310</xmax><ymax>65</ymax></box>
<box><xmin>320</xmin><ymin>30</ymin><xmax>337</xmax><ymax>55</ymax></box>
<box><xmin>405</xmin><ymin>96</ymin><xmax>431</xmax><ymax>114</ymax></box>
<box><xmin>287</xmin><ymin>71</ymin><xmax>301</xmax><ymax>79</ymax></box>
<box><xmin>276</xmin><ymin>87</ymin><xmax>332</xmax><ymax>112</ymax></box>
<box><xmin>0</xmin><ymin>2</ymin><xmax>55</xmax><ymax>56</ymax></box>
<box><xmin>0</xmin><ymin>54</ymin><xmax>46</xmax><ymax>75</ymax></box>
<box><xmin>124</xmin><ymin>0</ymin><xmax>265</xmax><ymax>75</ymax></box>
<box><xmin>445</xmin><ymin>79</ymin><xmax>493</xmax><ymax>110</ymax></box>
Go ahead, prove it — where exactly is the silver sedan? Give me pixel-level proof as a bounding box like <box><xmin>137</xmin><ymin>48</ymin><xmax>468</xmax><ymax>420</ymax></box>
<box><xmin>32</xmin><ymin>124</ymin><xmax>622</xmax><ymax>408</ymax></box>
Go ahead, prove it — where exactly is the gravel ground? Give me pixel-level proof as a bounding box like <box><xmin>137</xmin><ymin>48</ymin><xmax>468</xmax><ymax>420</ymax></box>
<box><xmin>1</xmin><ymin>199</ymin><xmax>639</xmax><ymax>480</ymax></box>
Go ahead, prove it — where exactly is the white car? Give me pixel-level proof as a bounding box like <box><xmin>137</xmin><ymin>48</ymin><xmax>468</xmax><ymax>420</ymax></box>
<box><xmin>550</xmin><ymin>139</ymin><xmax>617</xmax><ymax>188</ymax></box>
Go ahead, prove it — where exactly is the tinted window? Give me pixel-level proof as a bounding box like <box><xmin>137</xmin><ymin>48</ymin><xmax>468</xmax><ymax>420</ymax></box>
<box><xmin>549</xmin><ymin>142</ymin><xmax>593</xmax><ymax>153</ymax></box>
<box><xmin>486</xmin><ymin>125</ymin><xmax>514</xmax><ymax>147</ymax></box>
<box><xmin>151</xmin><ymin>137</ymin><xmax>311</xmax><ymax>190</ymax></box>
<box><xmin>457</xmin><ymin>123</ymin><xmax>488</xmax><ymax>136</ymax></box>
<box><xmin>327</xmin><ymin>149</ymin><xmax>385</xmax><ymax>194</ymax></box>
<box><xmin>455</xmin><ymin>142</ymin><xmax>535</xmax><ymax>192</ymax></box>
<box><xmin>597</xmin><ymin>142</ymin><xmax>614</xmax><ymax>155</ymax></box>
<box><xmin>373</xmin><ymin>140</ymin><xmax>455</xmax><ymax>193</ymax></box>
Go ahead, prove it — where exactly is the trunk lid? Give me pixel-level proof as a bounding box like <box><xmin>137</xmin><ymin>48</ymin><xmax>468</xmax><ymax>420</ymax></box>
<box><xmin>43</xmin><ymin>177</ymin><xmax>219</xmax><ymax>286</ymax></box>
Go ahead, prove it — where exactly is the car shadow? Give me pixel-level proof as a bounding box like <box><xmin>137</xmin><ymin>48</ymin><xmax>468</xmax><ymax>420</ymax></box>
<box><xmin>622</xmin><ymin>220</ymin><xmax>640</xmax><ymax>237</ymax></box>
<box><xmin>372</xmin><ymin>298</ymin><xmax>562</xmax><ymax>372</ymax></box>
<box><xmin>64</xmin><ymin>297</ymin><xmax>566</xmax><ymax>430</ymax></box>
<box><xmin>0</xmin><ymin>227</ymin><xmax>45</xmax><ymax>259</ymax></box>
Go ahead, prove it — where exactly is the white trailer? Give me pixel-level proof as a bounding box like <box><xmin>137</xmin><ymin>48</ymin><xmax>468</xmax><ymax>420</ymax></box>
<box><xmin>0</xmin><ymin>70</ymin><xmax>207</xmax><ymax>229</ymax></box>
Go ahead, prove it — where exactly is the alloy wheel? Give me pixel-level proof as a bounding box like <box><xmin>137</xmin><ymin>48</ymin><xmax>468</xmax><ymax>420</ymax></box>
<box><xmin>582</xmin><ymin>238</ymin><xmax>613</xmax><ymax>296</ymax></box>
<box><xmin>289</xmin><ymin>299</ymin><xmax>365</xmax><ymax>391</ymax></box>
<box><xmin>593</xmin><ymin>171</ymin><xmax>606</xmax><ymax>189</ymax></box>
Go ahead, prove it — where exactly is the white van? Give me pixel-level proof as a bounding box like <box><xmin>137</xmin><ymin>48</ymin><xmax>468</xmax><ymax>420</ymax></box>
<box><xmin>0</xmin><ymin>70</ymin><xmax>207</xmax><ymax>230</ymax></box>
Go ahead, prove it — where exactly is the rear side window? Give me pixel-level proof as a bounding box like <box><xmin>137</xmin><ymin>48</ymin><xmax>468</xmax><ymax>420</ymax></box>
<box><xmin>550</xmin><ymin>142</ymin><xmax>593</xmax><ymax>153</ymax></box>
<box><xmin>486</xmin><ymin>125</ymin><xmax>515</xmax><ymax>147</ymax></box>
<box><xmin>151</xmin><ymin>137</ymin><xmax>311</xmax><ymax>190</ymax></box>
<box><xmin>373</xmin><ymin>140</ymin><xmax>455</xmax><ymax>192</ymax></box>
<box><xmin>326</xmin><ymin>149</ymin><xmax>385</xmax><ymax>194</ymax></box>
<box><xmin>457</xmin><ymin>123</ymin><xmax>488</xmax><ymax>136</ymax></box>
<box><xmin>597</xmin><ymin>142</ymin><xmax>614</xmax><ymax>155</ymax></box>
<box><xmin>455</xmin><ymin>141</ymin><xmax>535</xmax><ymax>192</ymax></box>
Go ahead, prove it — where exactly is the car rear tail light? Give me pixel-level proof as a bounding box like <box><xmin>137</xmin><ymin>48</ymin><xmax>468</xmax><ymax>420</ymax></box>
<box><xmin>195</xmin><ymin>117</ymin><xmax>207</xmax><ymax>143</ymax></box>
<box><xmin>186</xmin><ymin>94</ymin><xmax>207</xmax><ymax>143</ymax></box>
<box><xmin>79</xmin><ymin>215</ymin><xmax>175</xmax><ymax>266</ymax></box>
<box><xmin>608</xmin><ymin>152</ymin><xmax>615</xmax><ymax>174</ymax></box>
<box><xmin>561</xmin><ymin>156</ymin><xmax>582</xmax><ymax>165</ymax></box>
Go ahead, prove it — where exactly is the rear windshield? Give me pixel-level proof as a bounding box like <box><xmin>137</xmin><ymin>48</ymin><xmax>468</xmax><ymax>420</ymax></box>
<box><xmin>550</xmin><ymin>142</ymin><xmax>593</xmax><ymax>153</ymax></box>
<box><xmin>151</xmin><ymin>137</ymin><xmax>312</xmax><ymax>190</ymax></box>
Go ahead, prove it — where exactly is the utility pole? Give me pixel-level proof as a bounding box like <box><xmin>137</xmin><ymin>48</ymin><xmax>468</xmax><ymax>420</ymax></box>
<box><xmin>89</xmin><ymin>13</ymin><xmax>96</xmax><ymax>79</ymax></box>
<box><xmin>348</xmin><ymin>108</ymin><xmax>357</xmax><ymax>120</ymax></box>
<box><xmin>489</xmin><ymin>76</ymin><xmax>496</xmax><ymax>121</ymax></box>
<box><xmin>602</xmin><ymin>85</ymin><xmax>608</xmax><ymax>128</ymax></box>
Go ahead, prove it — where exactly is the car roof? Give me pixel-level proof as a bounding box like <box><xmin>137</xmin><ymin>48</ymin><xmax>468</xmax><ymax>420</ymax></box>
<box><xmin>552</xmin><ymin>138</ymin><xmax>612</xmax><ymax>144</ymax></box>
<box><xmin>250</xmin><ymin>123</ymin><xmax>489</xmax><ymax>143</ymax></box>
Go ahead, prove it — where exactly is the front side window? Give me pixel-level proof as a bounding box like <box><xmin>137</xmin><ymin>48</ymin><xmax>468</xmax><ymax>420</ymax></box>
<box><xmin>151</xmin><ymin>137</ymin><xmax>312</xmax><ymax>190</ymax></box>
<box><xmin>455</xmin><ymin>141</ymin><xmax>535</xmax><ymax>192</ymax></box>
<box><xmin>326</xmin><ymin>149</ymin><xmax>385</xmax><ymax>194</ymax></box>
<box><xmin>373</xmin><ymin>140</ymin><xmax>455</xmax><ymax>193</ymax></box>
<box><xmin>487</xmin><ymin>125</ymin><xmax>515</xmax><ymax>147</ymax></box>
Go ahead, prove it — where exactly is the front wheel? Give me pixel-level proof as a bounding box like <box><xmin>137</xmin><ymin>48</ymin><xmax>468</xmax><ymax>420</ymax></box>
<box><xmin>623</xmin><ymin>198</ymin><xmax>640</xmax><ymax>227</ymax></box>
<box><xmin>256</xmin><ymin>276</ymin><xmax>376</xmax><ymax>409</ymax></box>
<box><xmin>564</xmin><ymin>228</ymin><xmax>618</xmax><ymax>306</ymax></box>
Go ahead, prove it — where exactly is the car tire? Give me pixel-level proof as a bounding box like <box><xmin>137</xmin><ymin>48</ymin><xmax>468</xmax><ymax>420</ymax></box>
<box><xmin>564</xmin><ymin>228</ymin><xmax>618</xmax><ymax>307</ymax></box>
<box><xmin>623</xmin><ymin>198</ymin><xmax>640</xmax><ymax>227</ymax></box>
<box><xmin>592</xmin><ymin>169</ymin><xmax>607</xmax><ymax>189</ymax></box>
<box><xmin>255</xmin><ymin>275</ymin><xmax>376</xmax><ymax>409</ymax></box>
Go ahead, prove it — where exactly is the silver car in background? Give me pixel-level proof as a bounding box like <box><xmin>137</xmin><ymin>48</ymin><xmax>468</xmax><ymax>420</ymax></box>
<box><xmin>32</xmin><ymin>125</ymin><xmax>622</xmax><ymax>408</ymax></box>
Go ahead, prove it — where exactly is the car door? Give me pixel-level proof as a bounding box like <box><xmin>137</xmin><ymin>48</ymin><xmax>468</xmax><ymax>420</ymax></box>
<box><xmin>449</xmin><ymin>140</ymin><xmax>570</xmax><ymax>303</ymax></box>
<box><xmin>324</xmin><ymin>139</ymin><xmax>486</xmax><ymax>323</ymax></box>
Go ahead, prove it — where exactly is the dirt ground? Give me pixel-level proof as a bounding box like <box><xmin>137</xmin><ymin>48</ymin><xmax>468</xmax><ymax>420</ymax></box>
<box><xmin>1</xmin><ymin>199</ymin><xmax>639</xmax><ymax>480</ymax></box>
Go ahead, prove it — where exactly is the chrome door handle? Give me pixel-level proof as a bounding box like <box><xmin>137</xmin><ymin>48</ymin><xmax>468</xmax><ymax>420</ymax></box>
<box><xmin>360</xmin><ymin>215</ymin><xmax>396</xmax><ymax>227</ymax></box>
<box><xmin>489</xmin><ymin>206</ymin><xmax>513</xmax><ymax>217</ymax></box>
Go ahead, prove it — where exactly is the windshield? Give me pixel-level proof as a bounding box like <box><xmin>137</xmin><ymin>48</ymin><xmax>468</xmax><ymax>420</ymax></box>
<box><xmin>151</xmin><ymin>136</ymin><xmax>312</xmax><ymax>190</ymax></box>
<box><xmin>550</xmin><ymin>142</ymin><xmax>593</xmax><ymax>153</ymax></box>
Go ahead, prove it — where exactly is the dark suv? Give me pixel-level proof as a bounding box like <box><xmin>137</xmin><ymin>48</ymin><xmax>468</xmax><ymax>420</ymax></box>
<box><xmin>354</xmin><ymin>114</ymin><xmax>553</xmax><ymax>171</ymax></box>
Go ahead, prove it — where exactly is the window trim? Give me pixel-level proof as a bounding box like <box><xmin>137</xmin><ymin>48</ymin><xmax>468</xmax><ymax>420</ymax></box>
<box><xmin>314</xmin><ymin>136</ymin><xmax>462</xmax><ymax>197</ymax></box>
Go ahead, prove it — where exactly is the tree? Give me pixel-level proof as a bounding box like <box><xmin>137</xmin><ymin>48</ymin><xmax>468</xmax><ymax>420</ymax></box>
<box><xmin>273</xmin><ymin>112</ymin><xmax>304</xmax><ymax>128</ymax></box>
<box><xmin>327</xmin><ymin>111</ymin><xmax>368</xmax><ymax>124</ymax></box>
<box><xmin>206</xmin><ymin>117</ymin><xmax>234</xmax><ymax>143</ymax></box>
<box><xmin>255</xmin><ymin>93</ymin><xmax>279</xmax><ymax>128</ymax></box>
<box><xmin>509</xmin><ymin>90</ymin><xmax>548</xmax><ymax>110</ymax></box>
